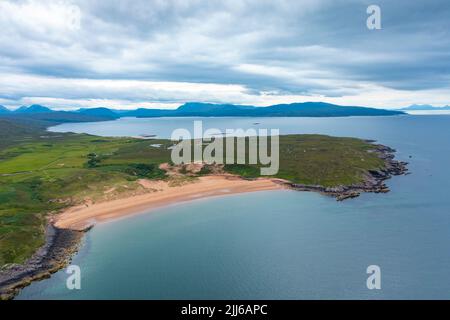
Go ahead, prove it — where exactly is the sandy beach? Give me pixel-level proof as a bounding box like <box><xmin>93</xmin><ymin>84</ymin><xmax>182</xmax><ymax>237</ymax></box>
<box><xmin>54</xmin><ymin>175</ymin><xmax>285</xmax><ymax>231</ymax></box>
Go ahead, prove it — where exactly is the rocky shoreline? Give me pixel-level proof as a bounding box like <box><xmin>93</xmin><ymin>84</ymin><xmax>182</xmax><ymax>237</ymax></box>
<box><xmin>285</xmin><ymin>143</ymin><xmax>409</xmax><ymax>200</ymax></box>
<box><xmin>0</xmin><ymin>225</ymin><xmax>84</xmax><ymax>300</ymax></box>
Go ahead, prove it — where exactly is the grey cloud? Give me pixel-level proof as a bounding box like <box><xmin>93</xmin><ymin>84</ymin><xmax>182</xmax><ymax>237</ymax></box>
<box><xmin>1</xmin><ymin>0</ymin><xmax>450</xmax><ymax>107</ymax></box>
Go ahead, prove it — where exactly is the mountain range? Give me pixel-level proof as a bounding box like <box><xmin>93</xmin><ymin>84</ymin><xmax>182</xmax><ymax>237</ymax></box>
<box><xmin>0</xmin><ymin>102</ymin><xmax>404</xmax><ymax>122</ymax></box>
<box><xmin>0</xmin><ymin>105</ymin><xmax>12</xmax><ymax>114</ymax></box>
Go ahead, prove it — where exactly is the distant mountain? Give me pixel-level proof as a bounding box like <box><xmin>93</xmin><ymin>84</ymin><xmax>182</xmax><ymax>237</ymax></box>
<box><xmin>0</xmin><ymin>111</ymin><xmax>119</xmax><ymax>127</ymax></box>
<box><xmin>176</xmin><ymin>102</ymin><xmax>256</xmax><ymax>115</ymax></box>
<box><xmin>125</xmin><ymin>108</ymin><xmax>176</xmax><ymax>117</ymax></box>
<box><xmin>124</xmin><ymin>102</ymin><xmax>257</xmax><ymax>117</ymax></box>
<box><xmin>14</xmin><ymin>104</ymin><xmax>53</xmax><ymax>113</ymax></box>
<box><xmin>0</xmin><ymin>105</ymin><xmax>11</xmax><ymax>114</ymax></box>
<box><xmin>399</xmin><ymin>104</ymin><xmax>450</xmax><ymax>111</ymax></box>
<box><xmin>124</xmin><ymin>102</ymin><xmax>404</xmax><ymax>117</ymax></box>
<box><xmin>26</xmin><ymin>111</ymin><xmax>116</xmax><ymax>123</ymax></box>
<box><xmin>1</xmin><ymin>102</ymin><xmax>404</xmax><ymax>124</ymax></box>
<box><xmin>251</xmin><ymin>102</ymin><xmax>403</xmax><ymax>117</ymax></box>
<box><xmin>77</xmin><ymin>107</ymin><xmax>120</xmax><ymax>118</ymax></box>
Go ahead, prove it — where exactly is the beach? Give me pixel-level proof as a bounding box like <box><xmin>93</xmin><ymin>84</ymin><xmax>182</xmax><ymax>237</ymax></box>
<box><xmin>0</xmin><ymin>175</ymin><xmax>284</xmax><ymax>299</ymax></box>
<box><xmin>54</xmin><ymin>140</ymin><xmax>409</xmax><ymax>232</ymax></box>
<box><xmin>54</xmin><ymin>175</ymin><xmax>286</xmax><ymax>231</ymax></box>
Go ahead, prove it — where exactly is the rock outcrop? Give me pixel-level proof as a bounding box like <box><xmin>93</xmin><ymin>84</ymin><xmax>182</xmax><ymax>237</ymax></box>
<box><xmin>0</xmin><ymin>225</ymin><xmax>84</xmax><ymax>300</ymax></box>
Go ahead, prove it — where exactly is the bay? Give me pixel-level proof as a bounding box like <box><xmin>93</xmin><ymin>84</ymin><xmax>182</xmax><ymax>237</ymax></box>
<box><xmin>17</xmin><ymin>115</ymin><xmax>450</xmax><ymax>299</ymax></box>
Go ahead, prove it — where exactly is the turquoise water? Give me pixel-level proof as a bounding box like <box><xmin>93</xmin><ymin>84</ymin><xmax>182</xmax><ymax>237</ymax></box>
<box><xmin>18</xmin><ymin>115</ymin><xmax>450</xmax><ymax>299</ymax></box>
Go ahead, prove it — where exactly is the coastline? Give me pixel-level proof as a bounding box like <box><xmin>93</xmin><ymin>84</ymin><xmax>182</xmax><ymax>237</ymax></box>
<box><xmin>53</xmin><ymin>142</ymin><xmax>409</xmax><ymax>232</ymax></box>
<box><xmin>0</xmin><ymin>225</ymin><xmax>83</xmax><ymax>300</ymax></box>
<box><xmin>0</xmin><ymin>143</ymin><xmax>408</xmax><ymax>299</ymax></box>
<box><xmin>54</xmin><ymin>175</ymin><xmax>286</xmax><ymax>231</ymax></box>
<box><xmin>0</xmin><ymin>175</ymin><xmax>284</xmax><ymax>299</ymax></box>
<box><xmin>288</xmin><ymin>143</ymin><xmax>409</xmax><ymax>200</ymax></box>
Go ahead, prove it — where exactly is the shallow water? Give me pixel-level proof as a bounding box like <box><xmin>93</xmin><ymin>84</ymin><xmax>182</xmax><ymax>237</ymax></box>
<box><xmin>17</xmin><ymin>115</ymin><xmax>450</xmax><ymax>299</ymax></box>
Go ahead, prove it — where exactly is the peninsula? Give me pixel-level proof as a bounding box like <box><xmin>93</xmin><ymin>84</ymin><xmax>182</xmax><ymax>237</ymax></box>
<box><xmin>0</xmin><ymin>117</ymin><xmax>407</xmax><ymax>299</ymax></box>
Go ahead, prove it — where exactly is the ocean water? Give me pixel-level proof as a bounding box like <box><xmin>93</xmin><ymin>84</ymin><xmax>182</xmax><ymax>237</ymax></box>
<box><xmin>17</xmin><ymin>115</ymin><xmax>450</xmax><ymax>299</ymax></box>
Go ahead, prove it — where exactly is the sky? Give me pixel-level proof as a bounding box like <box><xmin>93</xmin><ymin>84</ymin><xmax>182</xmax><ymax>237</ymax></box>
<box><xmin>0</xmin><ymin>0</ymin><xmax>449</xmax><ymax>110</ymax></box>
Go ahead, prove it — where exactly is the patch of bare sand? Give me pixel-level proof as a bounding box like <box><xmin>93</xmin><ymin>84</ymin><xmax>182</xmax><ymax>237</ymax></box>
<box><xmin>54</xmin><ymin>175</ymin><xmax>286</xmax><ymax>231</ymax></box>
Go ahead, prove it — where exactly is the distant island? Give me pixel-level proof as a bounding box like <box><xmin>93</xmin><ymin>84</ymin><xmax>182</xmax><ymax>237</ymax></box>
<box><xmin>397</xmin><ymin>104</ymin><xmax>450</xmax><ymax>111</ymax></box>
<box><xmin>0</xmin><ymin>102</ymin><xmax>404</xmax><ymax>125</ymax></box>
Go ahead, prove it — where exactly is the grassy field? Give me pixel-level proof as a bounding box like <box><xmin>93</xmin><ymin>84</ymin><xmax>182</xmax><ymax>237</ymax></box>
<box><xmin>0</xmin><ymin>119</ymin><xmax>385</xmax><ymax>266</ymax></box>
<box><xmin>223</xmin><ymin>135</ymin><xmax>385</xmax><ymax>186</ymax></box>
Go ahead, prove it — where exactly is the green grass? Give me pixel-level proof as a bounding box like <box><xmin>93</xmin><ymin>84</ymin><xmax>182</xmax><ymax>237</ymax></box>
<box><xmin>219</xmin><ymin>135</ymin><xmax>385</xmax><ymax>186</ymax></box>
<box><xmin>0</xmin><ymin>120</ymin><xmax>386</xmax><ymax>266</ymax></box>
<box><xmin>0</xmin><ymin>121</ymin><xmax>173</xmax><ymax>266</ymax></box>
<box><xmin>275</xmin><ymin>135</ymin><xmax>384</xmax><ymax>186</ymax></box>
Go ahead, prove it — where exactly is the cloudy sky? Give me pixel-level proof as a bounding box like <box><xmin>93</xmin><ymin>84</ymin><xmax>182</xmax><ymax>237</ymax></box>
<box><xmin>0</xmin><ymin>0</ymin><xmax>449</xmax><ymax>110</ymax></box>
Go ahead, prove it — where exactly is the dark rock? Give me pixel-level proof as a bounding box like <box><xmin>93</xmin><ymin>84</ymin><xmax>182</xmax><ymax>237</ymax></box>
<box><xmin>0</xmin><ymin>225</ymin><xmax>84</xmax><ymax>300</ymax></box>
